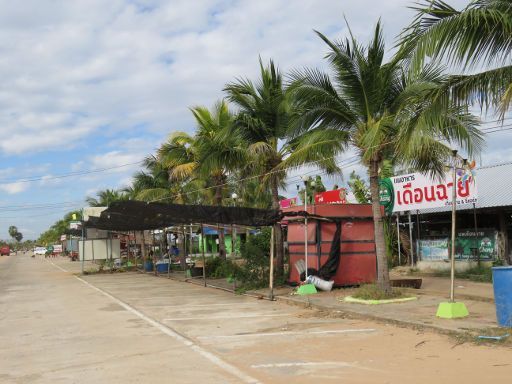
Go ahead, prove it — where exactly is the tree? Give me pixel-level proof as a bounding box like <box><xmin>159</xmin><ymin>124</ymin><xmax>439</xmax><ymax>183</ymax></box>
<box><xmin>292</xmin><ymin>21</ymin><xmax>483</xmax><ymax>292</ymax></box>
<box><xmin>158</xmin><ymin>101</ymin><xmax>247</xmax><ymax>260</ymax></box>
<box><xmin>400</xmin><ymin>0</ymin><xmax>512</xmax><ymax>116</ymax></box>
<box><xmin>38</xmin><ymin>211</ymin><xmax>81</xmax><ymax>245</ymax></box>
<box><xmin>86</xmin><ymin>189</ymin><xmax>128</xmax><ymax>207</ymax></box>
<box><xmin>8</xmin><ymin>225</ymin><xmax>18</xmax><ymax>241</ymax></box>
<box><xmin>225</xmin><ymin>59</ymin><xmax>347</xmax><ymax>277</ymax></box>
<box><xmin>298</xmin><ymin>175</ymin><xmax>327</xmax><ymax>205</ymax></box>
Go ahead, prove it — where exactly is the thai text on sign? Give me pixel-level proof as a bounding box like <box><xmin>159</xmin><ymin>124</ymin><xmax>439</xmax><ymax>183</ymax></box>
<box><xmin>379</xmin><ymin>172</ymin><xmax>477</xmax><ymax>213</ymax></box>
<box><xmin>314</xmin><ymin>189</ymin><xmax>347</xmax><ymax>205</ymax></box>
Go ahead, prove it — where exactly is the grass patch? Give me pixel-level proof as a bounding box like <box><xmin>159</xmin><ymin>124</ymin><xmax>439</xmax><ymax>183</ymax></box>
<box><xmin>352</xmin><ymin>284</ymin><xmax>404</xmax><ymax>300</ymax></box>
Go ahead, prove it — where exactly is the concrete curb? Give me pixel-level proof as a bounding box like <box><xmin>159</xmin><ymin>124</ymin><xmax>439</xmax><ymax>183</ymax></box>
<box><xmin>274</xmin><ymin>295</ymin><xmax>464</xmax><ymax>337</ymax></box>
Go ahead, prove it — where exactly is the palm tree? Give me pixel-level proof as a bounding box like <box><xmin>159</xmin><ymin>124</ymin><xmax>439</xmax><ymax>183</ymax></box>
<box><xmin>400</xmin><ymin>0</ymin><xmax>512</xmax><ymax>116</ymax></box>
<box><xmin>85</xmin><ymin>189</ymin><xmax>128</xmax><ymax>207</ymax></box>
<box><xmin>224</xmin><ymin>59</ymin><xmax>348</xmax><ymax>278</ymax></box>
<box><xmin>158</xmin><ymin>101</ymin><xmax>246</xmax><ymax>260</ymax></box>
<box><xmin>292</xmin><ymin>22</ymin><xmax>483</xmax><ymax>291</ymax></box>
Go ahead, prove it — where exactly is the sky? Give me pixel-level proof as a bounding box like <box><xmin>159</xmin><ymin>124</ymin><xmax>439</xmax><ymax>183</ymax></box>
<box><xmin>0</xmin><ymin>0</ymin><xmax>505</xmax><ymax>240</ymax></box>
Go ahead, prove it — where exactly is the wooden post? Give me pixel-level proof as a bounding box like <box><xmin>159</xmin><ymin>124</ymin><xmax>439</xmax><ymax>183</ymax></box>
<box><xmin>499</xmin><ymin>210</ymin><xmax>510</xmax><ymax>265</ymax></box>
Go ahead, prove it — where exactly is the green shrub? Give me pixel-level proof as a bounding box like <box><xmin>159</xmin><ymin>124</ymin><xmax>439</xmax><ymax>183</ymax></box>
<box><xmin>237</xmin><ymin>228</ymin><xmax>271</xmax><ymax>289</ymax></box>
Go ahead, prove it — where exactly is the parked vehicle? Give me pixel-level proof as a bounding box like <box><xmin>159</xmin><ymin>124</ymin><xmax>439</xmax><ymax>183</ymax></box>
<box><xmin>0</xmin><ymin>245</ymin><xmax>10</xmax><ymax>256</ymax></box>
<box><xmin>33</xmin><ymin>247</ymin><xmax>47</xmax><ymax>256</ymax></box>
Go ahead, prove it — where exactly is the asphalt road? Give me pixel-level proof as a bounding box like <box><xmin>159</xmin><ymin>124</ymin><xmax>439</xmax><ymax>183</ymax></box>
<box><xmin>1</xmin><ymin>254</ymin><xmax>511</xmax><ymax>383</ymax></box>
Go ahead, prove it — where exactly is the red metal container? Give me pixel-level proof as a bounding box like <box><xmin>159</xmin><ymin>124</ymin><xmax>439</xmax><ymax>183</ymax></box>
<box><xmin>283</xmin><ymin>203</ymin><xmax>377</xmax><ymax>286</ymax></box>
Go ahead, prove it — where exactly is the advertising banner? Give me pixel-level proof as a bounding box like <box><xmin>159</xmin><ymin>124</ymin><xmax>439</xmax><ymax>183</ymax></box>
<box><xmin>379</xmin><ymin>171</ymin><xmax>477</xmax><ymax>213</ymax></box>
<box><xmin>419</xmin><ymin>230</ymin><xmax>496</xmax><ymax>261</ymax></box>
<box><xmin>69</xmin><ymin>221</ymin><xmax>81</xmax><ymax>230</ymax></box>
<box><xmin>279</xmin><ymin>197</ymin><xmax>298</xmax><ymax>209</ymax></box>
<box><xmin>60</xmin><ymin>234</ymin><xmax>67</xmax><ymax>241</ymax></box>
<box><xmin>456</xmin><ymin>230</ymin><xmax>496</xmax><ymax>261</ymax></box>
<box><xmin>314</xmin><ymin>189</ymin><xmax>347</xmax><ymax>205</ymax></box>
<box><xmin>419</xmin><ymin>238</ymin><xmax>449</xmax><ymax>261</ymax></box>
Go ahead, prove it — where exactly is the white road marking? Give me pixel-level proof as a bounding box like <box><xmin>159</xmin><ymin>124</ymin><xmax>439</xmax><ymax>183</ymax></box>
<box><xmin>198</xmin><ymin>328</ymin><xmax>377</xmax><ymax>340</ymax></box>
<box><xmin>251</xmin><ymin>361</ymin><xmax>358</xmax><ymax>369</ymax></box>
<box><xmin>48</xmin><ymin>260</ymin><xmax>261</xmax><ymax>384</ymax></box>
<box><xmin>164</xmin><ymin>313</ymin><xmax>292</xmax><ymax>321</ymax></box>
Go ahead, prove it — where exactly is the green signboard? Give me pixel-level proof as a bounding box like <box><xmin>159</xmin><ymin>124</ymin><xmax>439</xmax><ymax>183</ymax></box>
<box><xmin>419</xmin><ymin>230</ymin><xmax>496</xmax><ymax>261</ymax></box>
<box><xmin>379</xmin><ymin>178</ymin><xmax>394</xmax><ymax>215</ymax></box>
<box><xmin>455</xmin><ymin>230</ymin><xmax>496</xmax><ymax>261</ymax></box>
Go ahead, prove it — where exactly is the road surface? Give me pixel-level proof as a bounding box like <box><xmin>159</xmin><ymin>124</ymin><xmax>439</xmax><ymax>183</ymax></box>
<box><xmin>1</xmin><ymin>254</ymin><xmax>510</xmax><ymax>383</ymax></box>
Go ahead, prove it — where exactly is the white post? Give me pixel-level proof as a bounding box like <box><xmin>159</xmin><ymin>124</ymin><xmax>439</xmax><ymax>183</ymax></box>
<box><xmin>304</xmin><ymin>184</ymin><xmax>308</xmax><ymax>281</ymax></box>
<box><xmin>408</xmin><ymin>211</ymin><xmax>414</xmax><ymax>266</ymax></box>
<box><xmin>450</xmin><ymin>150</ymin><xmax>458</xmax><ymax>302</ymax></box>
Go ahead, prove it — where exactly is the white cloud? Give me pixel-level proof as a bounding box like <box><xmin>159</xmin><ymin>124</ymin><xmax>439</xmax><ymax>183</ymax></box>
<box><xmin>0</xmin><ymin>182</ymin><xmax>29</xmax><ymax>194</ymax></box>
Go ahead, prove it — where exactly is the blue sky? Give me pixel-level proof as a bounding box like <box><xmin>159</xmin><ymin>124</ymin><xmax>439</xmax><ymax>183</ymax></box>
<box><xmin>1</xmin><ymin>0</ymin><xmax>505</xmax><ymax>240</ymax></box>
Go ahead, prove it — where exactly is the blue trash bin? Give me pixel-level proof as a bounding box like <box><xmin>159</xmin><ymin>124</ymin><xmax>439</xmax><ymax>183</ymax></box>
<box><xmin>144</xmin><ymin>261</ymin><xmax>153</xmax><ymax>272</ymax></box>
<box><xmin>492</xmin><ymin>266</ymin><xmax>512</xmax><ymax>327</ymax></box>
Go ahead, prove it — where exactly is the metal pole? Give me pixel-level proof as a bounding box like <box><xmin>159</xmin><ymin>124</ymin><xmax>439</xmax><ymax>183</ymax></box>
<box><xmin>450</xmin><ymin>150</ymin><xmax>458</xmax><ymax>303</ymax></box>
<box><xmin>201</xmin><ymin>224</ymin><xmax>206</xmax><ymax>287</ymax></box>
<box><xmin>416</xmin><ymin>210</ymin><xmax>421</xmax><ymax>262</ymax></box>
<box><xmin>473</xmin><ymin>203</ymin><xmax>480</xmax><ymax>266</ymax></box>
<box><xmin>190</xmin><ymin>224</ymin><xmax>193</xmax><ymax>259</ymax></box>
<box><xmin>269</xmin><ymin>226</ymin><xmax>275</xmax><ymax>300</ymax></box>
<box><xmin>304</xmin><ymin>184</ymin><xmax>308</xmax><ymax>281</ymax></box>
<box><xmin>396</xmin><ymin>214</ymin><xmax>401</xmax><ymax>266</ymax></box>
<box><xmin>408</xmin><ymin>211</ymin><xmax>414</xmax><ymax>266</ymax></box>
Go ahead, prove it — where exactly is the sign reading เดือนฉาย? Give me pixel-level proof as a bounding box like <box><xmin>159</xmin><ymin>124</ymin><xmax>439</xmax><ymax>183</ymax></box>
<box><xmin>379</xmin><ymin>171</ymin><xmax>477</xmax><ymax>214</ymax></box>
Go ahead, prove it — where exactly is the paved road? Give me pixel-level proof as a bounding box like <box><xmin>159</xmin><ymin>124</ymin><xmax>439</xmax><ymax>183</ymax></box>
<box><xmin>1</xmin><ymin>254</ymin><xmax>511</xmax><ymax>383</ymax></box>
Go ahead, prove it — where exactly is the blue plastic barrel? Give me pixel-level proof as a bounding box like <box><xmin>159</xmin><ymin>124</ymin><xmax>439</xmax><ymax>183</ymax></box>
<box><xmin>156</xmin><ymin>262</ymin><xmax>169</xmax><ymax>273</ymax></box>
<box><xmin>144</xmin><ymin>261</ymin><xmax>153</xmax><ymax>272</ymax></box>
<box><xmin>492</xmin><ymin>266</ymin><xmax>512</xmax><ymax>327</ymax></box>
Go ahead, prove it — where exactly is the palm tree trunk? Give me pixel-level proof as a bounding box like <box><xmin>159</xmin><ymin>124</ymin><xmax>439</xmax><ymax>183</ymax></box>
<box><xmin>215</xmin><ymin>185</ymin><xmax>227</xmax><ymax>261</ymax></box>
<box><xmin>369</xmin><ymin>160</ymin><xmax>391</xmax><ymax>292</ymax></box>
<box><xmin>271</xmin><ymin>181</ymin><xmax>284</xmax><ymax>279</ymax></box>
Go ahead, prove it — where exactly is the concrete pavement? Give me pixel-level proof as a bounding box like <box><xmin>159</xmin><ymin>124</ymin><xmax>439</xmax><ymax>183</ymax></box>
<box><xmin>2</xmin><ymin>254</ymin><xmax>512</xmax><ymax>383</ymax></box>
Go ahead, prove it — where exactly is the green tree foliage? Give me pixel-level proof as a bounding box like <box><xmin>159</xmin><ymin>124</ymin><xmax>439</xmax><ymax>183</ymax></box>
<box><xmin>38</xmin><ymin>211</ymin><xmax>81</xmax><ymax>245</ymax></box>
<box><xmin>86</xmin><ymin>189</ymin><xmax>128</xmax><ymax>207</ymax></box>
<box><xmin>401</xmin><ymin>0</ymin><xmax>512</xmax><ymax>116</ymax></box>
<box><xmin>298</xmin><ymin>175</ymin><xmax>327</xmax><ymax>205</ymax></box>
<box><xmin>225</xmin><ymin>59</ymin><xmax>347</xmax><ymax>277</ymax></box>
<box><xmin>348</xmin><ymin>171</ymin><xmax>371</xmax><ymax>204</ymax></box>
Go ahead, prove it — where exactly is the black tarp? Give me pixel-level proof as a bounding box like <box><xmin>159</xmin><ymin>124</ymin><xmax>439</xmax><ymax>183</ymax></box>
<box><xmin>84</xmin><ymin>200</ymin><xmax>281</xmax><ymax>231</ymax></box>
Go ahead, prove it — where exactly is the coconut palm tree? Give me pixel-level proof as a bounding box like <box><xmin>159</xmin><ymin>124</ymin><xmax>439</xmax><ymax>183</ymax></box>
<box><xmin>224</xmin><ymin>59</ymin><xmax>348</xmax><ymax>278</ymax></box>
<box><xmin>400</xmin><ymin>0</ymin><xmax>512</xmax><ymax>116</ymax></box>
<box><xmin>292</xmin><ymin>21</ymin><xmax>483</xmax><ymax>291</ymax></box>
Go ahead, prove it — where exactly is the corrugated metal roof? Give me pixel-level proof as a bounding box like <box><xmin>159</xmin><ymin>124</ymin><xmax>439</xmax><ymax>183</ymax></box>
<box><xmin>414</xmin><ymin>161</ymin><xmax>512</xmax><ymax>214</ymax></box>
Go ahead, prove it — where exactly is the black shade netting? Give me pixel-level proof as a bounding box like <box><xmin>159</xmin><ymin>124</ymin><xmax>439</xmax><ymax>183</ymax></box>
<box><xmin>85</xmin><ymin>200</ymin><xmax>281</xmax><ymax>231</ymax></box>
<box><xmin>317</xmin><ymin>220</ymin><xmax>341</xmax><ymax>280</ymax></box>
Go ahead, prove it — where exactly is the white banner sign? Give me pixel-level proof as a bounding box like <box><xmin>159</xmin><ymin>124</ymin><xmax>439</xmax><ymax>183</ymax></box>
<box><xmin>380</xmin><ymin>171</ymin><xmax>478</xmax><ymax>213</ymax></box>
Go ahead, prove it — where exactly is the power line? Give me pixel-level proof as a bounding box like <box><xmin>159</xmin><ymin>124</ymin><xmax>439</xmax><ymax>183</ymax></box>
<box><xmin>0</xmin><ymin>160</ymin><xmax>143</xmax><ymax>184</ymax></box>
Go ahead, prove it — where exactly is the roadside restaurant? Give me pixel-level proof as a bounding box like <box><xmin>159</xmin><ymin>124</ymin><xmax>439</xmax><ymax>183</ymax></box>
<box><xmin>386</xmin><ymin>161</ymin><xmax>512</xmax><ymax>270</ymax></box>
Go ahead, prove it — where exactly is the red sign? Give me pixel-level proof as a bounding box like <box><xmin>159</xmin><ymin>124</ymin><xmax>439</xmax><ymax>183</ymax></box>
<box><xmin>280</xmin><ymin>197</ymin><xmax>298</xmax><ymax>209</ymax></box>
<box><xmin>314</xmin><ymin>189</ymin><xmax>347</xmax><ymax>205</ymax></box>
